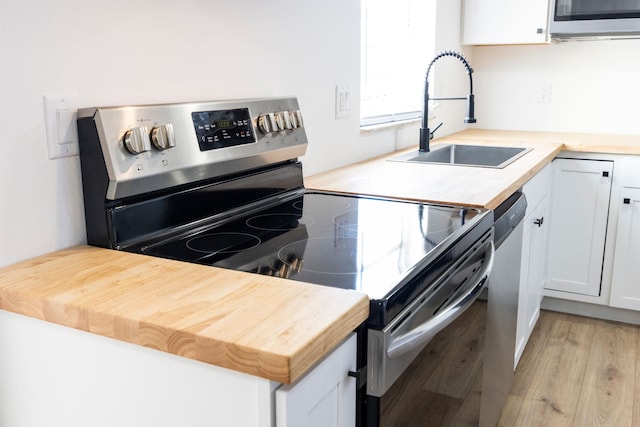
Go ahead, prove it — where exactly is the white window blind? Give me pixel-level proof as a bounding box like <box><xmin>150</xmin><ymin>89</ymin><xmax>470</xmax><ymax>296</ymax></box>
<box><xmin>360</xmin><ymin>0</ymin><xmax>436</xmax><ymax>126</ymax></box>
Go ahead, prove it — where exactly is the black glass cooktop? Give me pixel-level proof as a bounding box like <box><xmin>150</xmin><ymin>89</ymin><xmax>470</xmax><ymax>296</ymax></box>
<box><xmin>141</xmin><ymin>192</ymin><xmax>483</xmax><ymax>300</ymax></box>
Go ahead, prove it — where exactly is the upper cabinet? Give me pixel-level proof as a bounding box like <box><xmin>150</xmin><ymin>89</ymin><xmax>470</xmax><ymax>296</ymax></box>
<box><xmin>463</xmin><ymin>0</ymin><xmax>550</xmax><ymax>45</ymax></box>
<box><xmin>515</xmin><ymin>163</ymin><xmax>551</xmax><ymax>367</ymax></box>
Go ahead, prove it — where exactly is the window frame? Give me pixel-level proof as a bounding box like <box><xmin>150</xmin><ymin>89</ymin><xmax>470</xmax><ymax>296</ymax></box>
<box><xmin>359</xmin><ymin>0</ymin><xmax>436</xmax><ymax>128</ymax></box>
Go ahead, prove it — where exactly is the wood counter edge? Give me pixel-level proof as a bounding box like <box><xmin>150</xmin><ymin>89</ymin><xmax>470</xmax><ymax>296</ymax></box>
<box><xmin>483</xmin><ymin>144</ymin><xmax>563</xmax><ymax>210</ymax></box>
<box><xmin>0</xmin><ymin>246</ymin><xmax>370</xmax><ymax>384</ymax></box>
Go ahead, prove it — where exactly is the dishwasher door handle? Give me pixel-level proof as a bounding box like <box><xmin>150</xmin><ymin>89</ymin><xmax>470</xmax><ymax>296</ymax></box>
<box><xmin>386</xmin><ymin>242</ymin><xmax>494</xmax><ymax>359</ymax></box>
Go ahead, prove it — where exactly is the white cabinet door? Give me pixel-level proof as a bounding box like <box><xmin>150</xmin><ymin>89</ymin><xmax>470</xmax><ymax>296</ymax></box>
<box><xmin>276</xmin><ymin>334</ymin><xmax>356</xmax><ymax>427</ymax></box>
<box><xmin>463</xmin><ymin>0</ymin><xmax>550</xmax><ymax>45</ymax></box>
<box><xmin>515</xmin><ymin>164</ymin><xmax>551</xmax><ymax>367</ymax></box>
<box><xmin>610</xmin><ymin>188</ymin><xmax>640</xmax><ymax>310</ymax></box>
<box><xmin>546</xmin><ymin>158</ymin><xmax>613</xmax><ymax>297</ymax></box>
<box><xmin>515</xmin><ymin>196</ymin><xmax>549</xmax><ymax>366</ymax></box>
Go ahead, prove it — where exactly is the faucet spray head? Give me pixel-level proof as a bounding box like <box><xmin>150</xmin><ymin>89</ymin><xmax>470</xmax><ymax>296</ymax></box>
<box><xmin>465</xmin><ymin>94</ymin><xmax>476</xmax><ymax>124</ymax></box>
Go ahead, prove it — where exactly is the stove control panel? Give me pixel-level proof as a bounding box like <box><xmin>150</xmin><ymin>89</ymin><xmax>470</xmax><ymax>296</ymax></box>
<box><xmin>78</xmin><ymin>97</ymin><xmax>308</xmax><ymax>200</ymax></box>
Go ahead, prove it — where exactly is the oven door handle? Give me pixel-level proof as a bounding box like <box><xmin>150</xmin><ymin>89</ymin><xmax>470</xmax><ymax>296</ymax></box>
<box><xmin>386</xmin><ymin>242</ymin><xmax>494</xmax><ymax>359</ymax></box>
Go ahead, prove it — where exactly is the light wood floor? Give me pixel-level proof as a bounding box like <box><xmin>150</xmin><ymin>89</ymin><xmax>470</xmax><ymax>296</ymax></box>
<box><xmin>379</xmin><ymin>301</ymin><xmax>640</xmax><ymax>426</ymax></box>
<box><xmin>499</xmin><ymin>308</ymin><xmax>640</xmax><ymax>427</ymax></box>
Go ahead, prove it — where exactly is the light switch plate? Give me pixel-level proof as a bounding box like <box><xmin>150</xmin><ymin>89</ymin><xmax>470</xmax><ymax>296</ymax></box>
<box><xmin>335</xmin><ymin>85</ymin><xmax>352</xmax><ymax>119</ymax></box>
<box><xmin>44</xmin><ymin>94</ymin><xmax>79</xmax><ymax>159</ymax></box>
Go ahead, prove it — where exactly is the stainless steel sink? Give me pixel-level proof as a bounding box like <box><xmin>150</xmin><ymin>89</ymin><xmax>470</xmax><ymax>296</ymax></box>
<box><xmin>390</xmin><ymin>144</ymin><xmax>533</xmax><ymax>169</ymax></box>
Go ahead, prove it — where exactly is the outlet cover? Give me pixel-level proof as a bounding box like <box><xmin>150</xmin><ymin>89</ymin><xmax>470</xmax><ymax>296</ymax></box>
<box><xmin>537</xmin><ymin>82</ymin><xmax>552</xmax><ymax>104</ymax></box>
<box><xmin>44</xmin><ymin>94</ymin><xmax>79</xmax><ymax>159</ymax></box>
<box><xmin>335</xmin><ymin>86</ymin><xmax>352</xmax><ymax>119</ymax></box>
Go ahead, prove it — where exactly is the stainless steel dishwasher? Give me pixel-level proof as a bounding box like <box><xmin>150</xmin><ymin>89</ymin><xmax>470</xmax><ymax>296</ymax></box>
<box><xmin>480</xmin><ymin>191</ymin><xmax>527</xmax><ymax>426</ymax></box>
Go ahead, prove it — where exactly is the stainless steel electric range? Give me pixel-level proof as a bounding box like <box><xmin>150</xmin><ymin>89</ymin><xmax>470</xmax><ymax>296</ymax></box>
<box><xmin>77</xmin><ymin>97</ymin><xmax>494</xmax><ymax>427</ymax></box>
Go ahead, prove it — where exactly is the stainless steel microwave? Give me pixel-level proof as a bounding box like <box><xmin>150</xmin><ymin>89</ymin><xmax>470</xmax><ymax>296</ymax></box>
<box><xmin>551</xmin><ymin>0</ymin><xmax>640</xmax><ymax>40</ymax></box>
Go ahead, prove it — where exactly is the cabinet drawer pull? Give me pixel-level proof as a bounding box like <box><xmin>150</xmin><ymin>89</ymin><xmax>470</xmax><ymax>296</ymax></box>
<box><xmin>534</xmin><ymin>217</ymin><xmax>544</xmax><ymax>227</ymax></box>
<box><xmin>348</xmin><ymin>367</ymin><xmax>367</xmax><ymax>389</ymax></box>
<box><xmin>603</xmin><ymin>171</ymin><xmax>609</xmax><ymax>177</ymax></box>
<box><xmin>624</xmin><ymin>198</ymin><xmax>631</xmax><ymax>205</ymax></box>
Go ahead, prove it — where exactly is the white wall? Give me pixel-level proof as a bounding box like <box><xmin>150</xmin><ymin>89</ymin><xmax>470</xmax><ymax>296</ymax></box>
<box><xmin>0</xmin><ymin>0</ymin><xmax>364</xmax><ymax>267</ymax></box>
<box><xmin>472</xmin><ymin>40</ymin><xmax>640</xmax><ymax>134</ymax></box>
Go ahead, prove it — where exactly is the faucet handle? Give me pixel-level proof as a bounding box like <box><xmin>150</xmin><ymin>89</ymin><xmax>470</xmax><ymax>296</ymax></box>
<box><xmin>429</xmin><ymin>122</ymin><xmax>443</xmax><ymax>140</ymax></box>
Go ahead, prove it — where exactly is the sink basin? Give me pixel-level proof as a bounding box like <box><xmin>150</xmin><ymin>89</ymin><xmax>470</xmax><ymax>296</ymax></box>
<box><xmin>390</xmin><ymin>144</ymin><xmax>532</xmax><ymax>169</ymax></box>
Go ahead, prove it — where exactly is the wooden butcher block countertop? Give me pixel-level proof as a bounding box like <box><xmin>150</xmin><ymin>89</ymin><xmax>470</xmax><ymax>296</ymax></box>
<box><xmin>0</xmin><ymin>246</ymin><xmax>369</xmax><ymax>384</ymax></box>
<box><xmin>306</xmin><ymin>129</ymin><xmax>640</xmax><ymax>210</ymax></box>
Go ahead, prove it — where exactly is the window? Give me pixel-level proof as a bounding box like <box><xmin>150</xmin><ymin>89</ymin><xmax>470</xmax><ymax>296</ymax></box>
<box><xmin>360</xmin><ymin>0</ymin><xmax>436</xmax><ymax>127</ymax></box>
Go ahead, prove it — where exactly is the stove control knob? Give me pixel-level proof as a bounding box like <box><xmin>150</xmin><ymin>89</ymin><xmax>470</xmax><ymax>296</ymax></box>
<box><xmin>123</xmin><ymin>126</ymin><xmax>151</xmax><ymax>155</ymax></box>
<box><xmin>151</xmin><ymin>124</ymin><xmax>176</xmax><ymax>150</ymax></box>
<box><xmin>289</xmin><ymin>111</ymin><xmax>299</xmax><ymax>128</ymax></box>
<box><xmin>275</xmin><ymin>111</ymin><xmax>292</xmax><ymax>130</ymax></box>
<box><xmin>290</xmin><ymin>110</ymin><xmax>304</xmax><ymax>128</ymax></box>
<box><xmin>258</xmin><ymin>113</ymin><xmax>278</xmax><ymax>133</ymax></box>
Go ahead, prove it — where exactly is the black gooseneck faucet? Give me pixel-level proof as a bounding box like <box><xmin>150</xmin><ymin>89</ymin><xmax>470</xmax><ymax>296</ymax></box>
<box><xmin>419</xmin><ymin>50</ymin><xmax>476</xmax><ymax>152</ymax></box>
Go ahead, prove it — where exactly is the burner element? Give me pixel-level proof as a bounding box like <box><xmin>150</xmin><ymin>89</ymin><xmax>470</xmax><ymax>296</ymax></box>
<box><xmin>186</xmin><ymin>232</ymin><xmax>261</xmax><ymax>254</ymax></box>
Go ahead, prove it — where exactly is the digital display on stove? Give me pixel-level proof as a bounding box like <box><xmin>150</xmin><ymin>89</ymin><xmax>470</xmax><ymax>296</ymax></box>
<box><xmin>192</xmin><ymin>108</ymin><xmax>256</xmax><ymax>151</ymax></box>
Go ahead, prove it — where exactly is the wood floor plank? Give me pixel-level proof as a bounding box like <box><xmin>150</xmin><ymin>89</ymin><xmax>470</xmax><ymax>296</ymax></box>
<box><xmin>514</xmin><ymin>313</ymin><xmax>596</xmax><ymax>426</ymax></box>
<box><xmin>449</xmin><ymin>366</ymin><xmax>483</xmax><ymax>426</ymax></box>
<box><xmin>497</xmin><ymin>310</ymin><xmax>559</xmax><ymax>426</ymax></box>
<box><xmin>635</xmin><ymin>337</ymin><xmax>640</xmax><ymax>426</ymax></box>
<box><xmin>572</xmin><ymin>319</ymin><xmax>638</xmax><ymax>426</ymax></box>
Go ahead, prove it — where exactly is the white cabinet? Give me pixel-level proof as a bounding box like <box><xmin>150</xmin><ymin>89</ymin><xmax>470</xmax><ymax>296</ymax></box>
<box><xmin>515</xmin><ymin>164</ymin><xmax>551</xmax><ymax>367</ymax></box>
<box><xmin>609</xmin><ymin>188</ymin><xmax>640</xmax><ymax>310</ymax></box>
<box><xmin>276</xmin><ymin>334</ymin><xmax>356</xmax><ymax>427</ymax></box>
<box><xmin>546</xmin><ymin>158</ymin><xmax>613</xmax><ymax>297</ymax></box>
<box><xmin>0</xmin><ymin>309</ymin><xmax>357</xmax><ymax>427</ymax></box>
<box><xmin>463</xmin><ymin>0</ymin><xmax>550</xmax><ymax>45</ymax></box>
